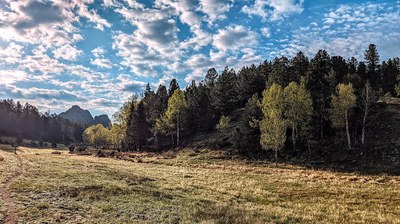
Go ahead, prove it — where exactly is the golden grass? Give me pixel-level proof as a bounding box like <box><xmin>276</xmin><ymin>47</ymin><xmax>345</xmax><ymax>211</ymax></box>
<box><xmin>0</xmin><ymin>147</ymin><xmax>399</xmax><ymax>223</ymax></box>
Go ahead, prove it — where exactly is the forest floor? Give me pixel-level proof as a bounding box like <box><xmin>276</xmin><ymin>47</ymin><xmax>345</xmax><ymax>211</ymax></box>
<box><xmin>0</xmin><ymin>145</ymin><xmax>399</xmax><ymax>224</ymax></box>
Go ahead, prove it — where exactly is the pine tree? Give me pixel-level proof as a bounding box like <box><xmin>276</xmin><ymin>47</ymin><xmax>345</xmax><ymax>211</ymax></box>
<box><xmin>268</xmin><ymin>56</ymin><xmax>290</xmax><ymax>86</ymax></box>
<box><xmin>306</xmin><ymin>50</ymin><xmax>332</xmax><ymax>140</ymax></box>
<box><xmin>168</xmin><ymin>79</ymin><xmax>180</xmax><ymax>98</ymax></box>
<box><xmin>235</xmin><ymin>64</ymin><xmax>266</xmax><ymax>107</ymax></box>
<box><xmin>210</xmin><ymin>67</ymin><xmax>237</xmax><ymax>116</ymax></box>
<box><xmin>364</xmin><ymin>44</ymin><xmax>380</xmax><ymax>88</ymax></box>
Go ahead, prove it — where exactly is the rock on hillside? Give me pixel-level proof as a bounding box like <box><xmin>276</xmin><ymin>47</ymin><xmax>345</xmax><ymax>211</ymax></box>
<box><xmin>94</xmin><ymin>115</ymin><xmax>111</xmax><ymax>128</ymax></box>
<box><xmin>59</xmin><ymin>105</ymin><xmax>111</xmax><ymax>128</ymax></box>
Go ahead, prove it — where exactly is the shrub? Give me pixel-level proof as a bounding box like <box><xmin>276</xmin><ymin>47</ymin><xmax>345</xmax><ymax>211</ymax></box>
<box><xmin>216</xmin><ymin>115</ymin><xmax>230</xmax><ymax>130</ymax></box>
<box><xmin>51</xmin><ymin>142</ymin><xmax>57</xmax><ymax>148</ymax></box>
<box><xmin>68</xmin><ymin>145</ymin><xmax>75</xmax><ymax>153</ymax></box>
<box><xmin>39</xmin><ymin>140</ymin><xmax>44</xmax><ymax>147</ymax></box>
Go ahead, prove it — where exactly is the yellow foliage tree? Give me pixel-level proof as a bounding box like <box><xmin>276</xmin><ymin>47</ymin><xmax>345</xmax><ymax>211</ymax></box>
<box><xmin>260</xmin><ymin>83</ymin><xmax>286</xmax><ymax>165</ymax></box>
<box><xmin>83</xmin><ymin>124</ymin><xmax>110</xmax><ymax>149</ymax></box>
<box><xmin>330</xmin><ymin>83</ymin><xmax>357</xmax><ymax>149</ymax></box>
<box><xmin>165</xmin><ymin>89</ymin><xmax>187</xmax><ymax>147</ymax></box>
<box><xmin>284</xmin><ymin>82</ymin><xmax>313</xmax><ymax>151</ymax></box>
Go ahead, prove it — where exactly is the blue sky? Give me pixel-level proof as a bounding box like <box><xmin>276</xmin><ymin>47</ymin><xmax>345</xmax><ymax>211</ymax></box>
<box><xmin>0</xmin><ymin>0</ymin><xmax>399</xmax><ymax>116</ymax></box>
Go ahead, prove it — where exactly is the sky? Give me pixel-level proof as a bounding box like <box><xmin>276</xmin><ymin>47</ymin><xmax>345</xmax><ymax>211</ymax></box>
<box><xmin>0</xmin><ymin>0</ymin><xmax>399</xmax><ymax>116</ymax></box>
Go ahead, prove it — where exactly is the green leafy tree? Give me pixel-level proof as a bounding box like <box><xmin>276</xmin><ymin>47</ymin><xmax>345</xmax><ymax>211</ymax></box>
<box><xmin>165</xmin><ymin>89</ymin><xmax>187</xmax><ymax>147</ymax></box>
<box><xmin>155</xmin><ymin>114</ymin><xmax>175</xmax><ymax>147</ymax></box>
<box><xmin>111</xmin><ymin>97</ymin><xmax>135</xmax><ymax>149</ymax></box>
<box><xmin>283</xmin><ymin>82</ymin><xmax>313</xmax><ymax>151</ymax></box>
<box><xmin>260</xmin><ymin>83</ymin><xmax>286</xmax><ymax>165</ymax></box>
<box><xmin>330</xmin><ymin>83</ymin><xmax>357</xmax><ymax>149</ymax></box>
<box><xmin>83</xmin><ymin>124</ymin><xmax>110</xmax><ymax>149</ymax></box>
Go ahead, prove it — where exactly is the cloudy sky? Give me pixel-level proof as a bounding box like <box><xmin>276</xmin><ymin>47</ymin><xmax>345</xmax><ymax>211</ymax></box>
<box><xmin>0</xmin><ymin>0</ymin><xmax>399</xmax><ymax>116</ymax></box>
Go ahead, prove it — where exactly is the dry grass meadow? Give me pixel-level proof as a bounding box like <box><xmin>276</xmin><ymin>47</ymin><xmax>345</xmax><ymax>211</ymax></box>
<box><xmin>0</xmin><ymin>145</ymin><xmax>399</xmax><ymax>223</ymax></box>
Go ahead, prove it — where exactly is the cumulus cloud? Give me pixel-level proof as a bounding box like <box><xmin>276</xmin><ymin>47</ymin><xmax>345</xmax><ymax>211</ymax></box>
<box><xmin>198</xmin><ymin>0</ymin><xmax>234</xmax><ymax>23</ymax></box>
<box><xmin>213</xmin><ymin>25</ymin><xmax>258</xmax><ymax>51</ymax></box>
<box><xmin>0</xmin><ymin>42</ymin><xmax>24</xmax><ymax>64</ymax></box>
<box><xmin>279</xmin><ymin>1</ymin><xmax>400</xmax><ymax>60</ymax></box>
<box><xmin>90</xmin><ymin>58</ymin><xmax>113</xmax><ymax>68</ymax></box>
<box><xmin>0</xmin><ymin>70</ymin><xmax>30</xmax><ymax>84</ymax></box>
<box><xmin>112</xmin><ymin>32</ymin><xmax>166</xmax><ymax>77</ymax></box>
<box><xmin>261</xmin><ymin>27</ymin><xmax>271</xmax><ymax>38</ymax></box>
<box><xmin>53</xmin><ymin>44</ymin><xmax>82</xmax><ymax>61</ymax></box>
<box><xmin>242</xmin><ymin>0</ymin><xmax>304</xmax><ymax>21</ymax></box>
<box><xmin>0</xmin><ymin>0</ymin><xmax>110</xmax><ymax>49</ymax></box>
<box><xmin>91</xmin><ymin>47</ymin><xmax>106</xmax><ymax>57</ymax></box>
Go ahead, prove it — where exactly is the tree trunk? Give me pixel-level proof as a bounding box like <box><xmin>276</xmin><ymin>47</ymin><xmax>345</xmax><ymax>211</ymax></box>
<box><xmin>345</xmin><ymin>110</ymin><xmax>351</xmax><ymax>149</ymax></box>
<box><xmin>177</xmin><ymin>112</ymin><xmax>180</xmax><ymax>147</ymax></box>
<box><xmin>274</xmin><ymin>149</ymin><xmax>278</xmax><ymax>166</ymax></box>
<box><xmin>292</xmin><ymin>124</ymin><xmax>296</xmax><ymax>151</ymax></box>
<box><xmin>320</xmin><ymin>116</ymin><xmax>324</xmax><ymax>140</ymax></box>
<box><xmin>362</xmin><ymin>109</ymin><xmax>367</xmax><ymax>145</ymax></box>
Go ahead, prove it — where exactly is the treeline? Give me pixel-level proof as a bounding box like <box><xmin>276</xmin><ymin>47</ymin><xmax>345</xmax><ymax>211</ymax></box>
<box><xmin>85</xmin><ymin>44</ymin><xmax>400</xmax><ymax>158</ymax></box>
<box><xmin>0</xmin><ymin>99</ymin><xmax>84</xmax><ymax>144</ymax></box>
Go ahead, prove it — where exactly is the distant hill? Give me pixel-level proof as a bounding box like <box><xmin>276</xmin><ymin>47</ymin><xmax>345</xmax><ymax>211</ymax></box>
<box><xmin>94</xmin><ymin>115</ymin><xmax>112</xmax><ymax>128</ymax></box>
<box><xmin>59</xmin><ymin>105</ymin><xmax>111</xmax><ymax>128</ymax></box>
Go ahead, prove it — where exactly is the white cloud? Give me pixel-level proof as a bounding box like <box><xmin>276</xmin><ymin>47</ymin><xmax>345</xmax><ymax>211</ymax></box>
<box><xmin>53</xmin><ymin>44</ymin><xmax>82</xmax><ymax>61</ymax></box>
<box><xmin>198</xmin><ymin>0</ymin><xmax>234</xmax><ymax>23</ymax></box>
<box><xmin>91</xmin><ymin>58</ymin><xmax>113</xmax><ymax>69</ymax></box>
<box><xmin>280</xmin><ymin>2</ymin><xmax>400</xmax><ymax>60</ymax></box>
<box><xmin>261</xmin><ymin>27</ymin><xmax>271</xmax><ymax>38</ymax></box>
<box><xmin>0</xmin><ymin>70</ymin><xmax>29</xmax><ymax>84</ymax></box>
<box><xmin>91</xmin><ymin>47</ymin><xmax>107</xmax><ymax>57</ymax></box>
<box><xmin>213</xmin><ymin>25</ymin><xmax>258</xmax><ymax>51</ymax></box>
<box><xmin>242</xmin><ymin>0</ymin><xmax>304</xmax><ymax>21</ymax></box>
<box><xmin>0</xmin><ymin>42</ymin><xmax>24</xmax><ymax>64</ymax></box>
<box><xmin>112</xmin><ymin>32</ymin><xmax>166</xmax><ymax>77</ymax></box>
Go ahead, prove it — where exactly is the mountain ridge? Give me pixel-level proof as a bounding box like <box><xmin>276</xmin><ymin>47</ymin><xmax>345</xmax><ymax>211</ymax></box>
<box><xmin>59</xmin><ymin>105</ymin><xmax>111</xmax><ymax>128</ymax></box>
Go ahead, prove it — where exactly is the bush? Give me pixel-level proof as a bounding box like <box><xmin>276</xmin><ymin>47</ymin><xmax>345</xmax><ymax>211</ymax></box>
<box><xmin>51</xmin><ymin>142</ymin><xmax>57</xmax><ymax>148</ymax></box>
<box><xmin>216</xmin><ymin>115</ymin><xmax>230</xmax><ymax>130</ymax></box>
<box><xmin>44</xmin><ymin>142</ymin><xmax>48</xmax><ymax>147</ymax></box>
<box><xmin>39</xmin><ymin>140</ymin><xmax>44</xmax><ymax>147</ymax></box>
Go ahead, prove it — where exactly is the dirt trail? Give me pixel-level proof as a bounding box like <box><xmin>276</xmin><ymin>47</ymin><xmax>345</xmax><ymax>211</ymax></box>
<box><xmin>0</xmin><ymin>154</ymin><xmax>24</xmax><ymax>224</ymax></box>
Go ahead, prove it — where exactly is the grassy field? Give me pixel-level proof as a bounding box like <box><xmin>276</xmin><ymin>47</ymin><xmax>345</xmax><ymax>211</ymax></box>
<box><xmin>0</xmin><ymin>146</ymin><xmax>399</xmax><ymax>223</ymax></box>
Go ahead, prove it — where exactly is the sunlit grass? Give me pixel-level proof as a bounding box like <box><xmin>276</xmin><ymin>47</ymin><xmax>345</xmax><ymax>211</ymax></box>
<box><xmin>1</xmin><ymin>146</ymin><xmax>399</xmax><ymax>223</ymax></box>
